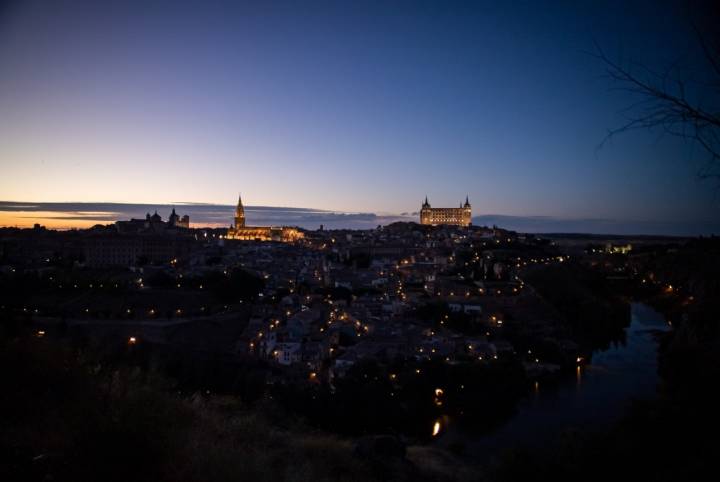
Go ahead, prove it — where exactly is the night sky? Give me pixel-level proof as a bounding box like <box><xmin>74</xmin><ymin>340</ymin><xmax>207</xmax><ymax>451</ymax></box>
<box><xmin>0</xmin><ymin>0</ymin><xmax>718</xmax><ymax>234</ymax></box>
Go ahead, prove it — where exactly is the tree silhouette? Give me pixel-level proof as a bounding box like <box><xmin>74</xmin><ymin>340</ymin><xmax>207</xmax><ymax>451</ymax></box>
<box><xmin>595</xmin><ymin>21</ymin><xmax>720</xmax><ymax>182</ymax></box>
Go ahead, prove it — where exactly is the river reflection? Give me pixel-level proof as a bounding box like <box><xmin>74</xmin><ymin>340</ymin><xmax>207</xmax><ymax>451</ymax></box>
<box><xmin>438</xmin><ymin>302</ymin><xmax>670</xmax><ymax>457</ymax></box>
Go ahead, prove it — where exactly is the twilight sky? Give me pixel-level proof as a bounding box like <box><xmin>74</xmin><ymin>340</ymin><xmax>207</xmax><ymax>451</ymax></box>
<box><xmin>0</xmin><ymin>0</ymin><xmax>718</xmax><ymax>234</ymax></box>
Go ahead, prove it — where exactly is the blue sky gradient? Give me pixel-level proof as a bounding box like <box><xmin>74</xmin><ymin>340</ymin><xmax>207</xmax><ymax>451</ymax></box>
<box><xmin>0</xmin><ymin>0</ymin><xmax>718</xmax><ymax>234</ymax></box>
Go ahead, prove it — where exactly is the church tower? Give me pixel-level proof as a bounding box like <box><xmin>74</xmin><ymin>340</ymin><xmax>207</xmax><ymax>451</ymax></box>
<box><xmin>168</xmin><ymin>207</ymin><xmax>179</xmax><ymax>226</ymax></box>
<box><xmin>463</xmin><ymin>196</ymin><xmax>472</xmax><ymax>226</ymax></box>
<box><xmin>420</xmin><ymin>196</ymin><xmax>432</xmax><ymax>225</ymax></box>
<box><xmin>234</xmin><ymin>193</ymin><xmax>246</xmax><ymax>228</ymax></box>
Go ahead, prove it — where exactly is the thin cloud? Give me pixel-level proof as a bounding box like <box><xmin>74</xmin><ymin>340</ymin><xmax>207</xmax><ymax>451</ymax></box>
<box><xmin>0</xmin><ymin>202</ymin><xmax>717</xmax><ymax>235</ymax></box>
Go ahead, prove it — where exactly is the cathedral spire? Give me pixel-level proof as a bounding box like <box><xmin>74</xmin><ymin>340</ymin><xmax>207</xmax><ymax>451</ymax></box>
<box><xmin>234</xmin><ymin>193</ymin><xmax>245</xmax><ymax>228</ymax></box>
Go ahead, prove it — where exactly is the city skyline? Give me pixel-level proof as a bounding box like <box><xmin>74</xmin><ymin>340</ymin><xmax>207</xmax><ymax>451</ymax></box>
<box><xmin>2</xmin><ymin>2</ymin><xmax>718</xmax><ymax>479</ymax></box>
<box><xmin>1</xmin><ymin>1</ymin><xmax>718</xmax><ymax>234</ymax></box>
<box><xmin>1</xmin><ymin>199</ymin><xmax>717</xmax><ymax>236</ymax></box>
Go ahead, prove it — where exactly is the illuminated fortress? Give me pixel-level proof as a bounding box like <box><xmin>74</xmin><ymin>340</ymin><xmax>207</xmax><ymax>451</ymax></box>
<box><xmin>420</xmin><ymin>196</ymin><xmax>472</xmax><ymax>226</ymax></box>
<box><xmin>226</xmin><ymin>194</ymin><xmax>303</xmax><ymax>242</ymax></box>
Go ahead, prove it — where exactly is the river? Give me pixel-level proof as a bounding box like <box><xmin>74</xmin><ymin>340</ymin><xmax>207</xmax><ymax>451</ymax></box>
<box><xmin>438</xmin><ymin>302</ymin><xmax>671</xmax><ymax>456</ymax></box>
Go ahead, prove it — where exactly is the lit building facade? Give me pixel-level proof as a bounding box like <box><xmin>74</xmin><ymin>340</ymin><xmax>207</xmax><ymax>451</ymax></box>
<box><xmin>226</xmin><ymin>194</ymin><xmax>304</xmax><ymax>242</ymax></box>
<box><xmin>420</xmin><ymin>196</ymin><xmax>472</xmax><ymax>226</ymax></box>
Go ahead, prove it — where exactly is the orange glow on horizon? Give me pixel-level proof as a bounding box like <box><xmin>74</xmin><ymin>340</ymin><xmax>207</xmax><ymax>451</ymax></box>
<box><xmin>0</xmin><ymin>211</ymin><xmax>227</xmax><ymax>230</ymax></box>
<box><xmin>0</xmin><ymin>211</ymin><xmax>109</xmax><ymax>229</ymax></box>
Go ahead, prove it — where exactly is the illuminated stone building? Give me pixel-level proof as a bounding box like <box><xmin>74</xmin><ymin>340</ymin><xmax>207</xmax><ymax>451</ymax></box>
<box><xmin>419</xmin><ymin>196</ymin><xmax>472</xmax><ymax>226</ymax></box>
<box><xmin>226</xmin><ymin>194</ymin><xmax>304</xmax><ymax>242</ymax></box>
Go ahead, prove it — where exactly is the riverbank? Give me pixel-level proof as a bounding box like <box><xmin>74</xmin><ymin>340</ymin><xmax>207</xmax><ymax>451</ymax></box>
<box><xmin>436</xmin><ymin>302</ymin><xmax>670</xmax><ymax>462</ymax></box>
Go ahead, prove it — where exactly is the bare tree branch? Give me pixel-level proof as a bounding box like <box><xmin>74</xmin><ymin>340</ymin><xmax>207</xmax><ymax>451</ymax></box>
<box><xmin>693</xmin><ymin>23</ymin><xmax>720</xmax><ymax>82</ymax></box>
<box><xmin>592</xmin><ymin>33</ymin><xmax>720</xmax><ymax>183</ymax></box>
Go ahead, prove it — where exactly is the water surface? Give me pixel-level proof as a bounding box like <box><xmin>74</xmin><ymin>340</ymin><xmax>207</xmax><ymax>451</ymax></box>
<box><xmin>440</xmin><ymin>302</ymin><xmax>670</xmax><ymax>455</ymax></box>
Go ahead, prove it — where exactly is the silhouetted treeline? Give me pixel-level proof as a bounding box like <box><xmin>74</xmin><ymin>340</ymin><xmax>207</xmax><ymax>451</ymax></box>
<box><xmin>270</xmin><ymin>356</ymin><xmax>525</xmax><ymax>439</ymax></box>
<box><xmin>523</xmin><ymin>262</ymin><xmax>630</xmax><ymax>351</ymax></box>
<box><xmin>0</xmin><ymin>331</ymin><xmax>469</xmax><ymax>482</ymax></box>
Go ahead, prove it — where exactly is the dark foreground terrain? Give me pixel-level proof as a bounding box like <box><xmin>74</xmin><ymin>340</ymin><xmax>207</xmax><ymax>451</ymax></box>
<box><xmin>2</xmin><ymin>232</ymin><xmax>719</xmax><ymax>481</ymax></box>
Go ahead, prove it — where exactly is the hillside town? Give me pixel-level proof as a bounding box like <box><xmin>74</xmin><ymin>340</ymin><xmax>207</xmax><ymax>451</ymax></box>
<box><xmin>2</xmin><ymin>198</ymin><xmax>717</xmax><ymax>482</ymax></box>
<box><xmin>1</xmin><ymin>203</ymin><xmax>635</xmax><ymax>391</ymax></box>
